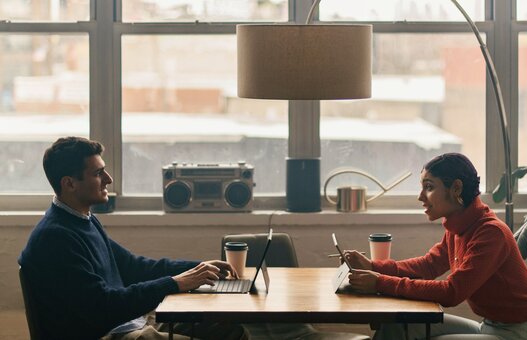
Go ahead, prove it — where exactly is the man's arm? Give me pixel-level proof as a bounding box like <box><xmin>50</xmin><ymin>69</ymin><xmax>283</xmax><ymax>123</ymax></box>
<box><xmin>109</xmin><ymin>239</ymin><xmax>201</xmax><ymax>285</ymax></box>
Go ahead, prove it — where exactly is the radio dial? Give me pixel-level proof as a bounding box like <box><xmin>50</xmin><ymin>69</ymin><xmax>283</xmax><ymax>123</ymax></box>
<box><xmin>164</xmin><ymin>170</ymin><xmax>174</xmax><ymax>180</ymax></box>
<box><xmin>241</xmin><ymin>170</ymin><xmax>252</xmax><ymax>179</ymax></box>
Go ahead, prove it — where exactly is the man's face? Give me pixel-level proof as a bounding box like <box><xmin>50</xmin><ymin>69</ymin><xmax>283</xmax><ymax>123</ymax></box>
<box><xmin>72</xmin><ymin>155</ymin><xmax>113</xmax><ymax>207</ymax></box>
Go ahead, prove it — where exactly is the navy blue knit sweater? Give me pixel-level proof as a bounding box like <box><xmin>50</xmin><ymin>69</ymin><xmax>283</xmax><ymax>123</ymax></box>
<box><xmin>19</xmin><ymin>204</ymin><xmax>200</xmax><ymax>340</ymax></box>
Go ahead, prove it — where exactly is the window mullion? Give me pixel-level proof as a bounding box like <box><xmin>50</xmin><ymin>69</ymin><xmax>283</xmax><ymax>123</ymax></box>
<box><xmin>486</xmin><ymin>0</ymin><xmax>516</xmax><ymax>193</ymax></box>
<box><xmin>91</xmin><ymin>0</ymin><xmax>119</xmax><ymax>193</ymax></box>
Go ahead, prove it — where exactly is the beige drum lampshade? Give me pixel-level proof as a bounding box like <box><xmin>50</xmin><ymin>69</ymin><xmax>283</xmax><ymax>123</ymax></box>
<box><xmin>237</xmin><ymin>24</ymin><xmax>372</xmax><ymax>100</ymax></box>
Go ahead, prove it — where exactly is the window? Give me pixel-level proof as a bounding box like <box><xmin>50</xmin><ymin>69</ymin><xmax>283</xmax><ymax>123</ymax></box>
<box><xmin>123</xmin><ymin>0</ymin><xmax>288</xmax><ymax>22</ymax></box>
<box><xmin>0</xmin><ymin>34</ymin><xmax>89</xmax><ymax>193</ymax></box>
<box><xmin>519</xmin><ymin>1</ymin><xmax>527</xmax><ymax>20</ymax></box>
<box><xmin>520</xmin><ymin>33</ymin><xmax>527</xmax><ymax>193</ymax></box>
<box><xmin>321</xmin><ymin>33</ymin><xmax>485</xmax><ymax>194</ymax></box>
<box><xmin>319</xmin><ymin>0</ymin><xmax>484</xmax><ymax>22</ymax></box>
<box><xmin>0</xmin><ymin>0</ymin><xmax>524</xmax><ymax>212</ymax></box>
<box><xmin>121</xmin><ymin>35</ymin><xmax>287</xmax><ymax>194</ymax></box>
<box><xmin>0</xmin><ymin>0</ymin><xmax>89</xmax><ymax>22</ymax></box>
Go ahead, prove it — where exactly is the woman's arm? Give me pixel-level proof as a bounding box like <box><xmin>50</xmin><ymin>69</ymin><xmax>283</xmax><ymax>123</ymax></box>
<box><xmin>374</xmin><ymin>225</ymin><xmax>510</xmax><ymax>307</ymax></box>
<box><xmin>372</xmin><ymin>233</ymin><xmax>450</xmax><ymax>279</ymax></box>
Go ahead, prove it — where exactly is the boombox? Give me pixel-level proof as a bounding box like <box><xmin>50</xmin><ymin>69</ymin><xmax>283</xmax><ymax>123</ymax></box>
<box><xmin>162</xmin><ymin>162</ymin><xmax>254</xmax><ymax>212</ymax></box>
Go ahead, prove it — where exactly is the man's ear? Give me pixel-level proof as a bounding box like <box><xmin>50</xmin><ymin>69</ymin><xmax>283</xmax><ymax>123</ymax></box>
<box><xmin>60</xmin><ymin>176</ymin><xmax>76</xmax><ymax>193</ymax></box>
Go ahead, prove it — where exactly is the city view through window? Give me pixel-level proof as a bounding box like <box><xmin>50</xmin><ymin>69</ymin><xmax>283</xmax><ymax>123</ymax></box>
<box><xmin>0</xmin><ymin>1</ymin><xmax>525</xmax><ymax>197</ymax></box>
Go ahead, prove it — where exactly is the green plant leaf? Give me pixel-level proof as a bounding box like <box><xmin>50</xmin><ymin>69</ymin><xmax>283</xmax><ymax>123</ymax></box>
<box><xmin>492</xmin><ymin>166</ymin><xmax>527</xmax><ymax>203</ymax></box>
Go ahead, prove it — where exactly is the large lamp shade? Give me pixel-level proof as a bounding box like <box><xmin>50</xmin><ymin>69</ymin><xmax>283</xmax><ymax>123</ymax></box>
<box><xmin>237</xmin><ymin>24</ymin><xmax>372</xmax><ymax>100</ymax></box>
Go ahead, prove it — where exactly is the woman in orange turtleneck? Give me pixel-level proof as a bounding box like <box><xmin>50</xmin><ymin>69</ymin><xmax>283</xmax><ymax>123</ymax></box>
<box><xmin>345</xmin><ymin>153</ymin><xmax>527</xmax><ymax>339</ymax></box>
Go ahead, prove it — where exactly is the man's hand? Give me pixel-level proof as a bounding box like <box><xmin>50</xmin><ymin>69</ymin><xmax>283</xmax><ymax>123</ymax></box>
<box><xmin>348</xmin><ymin>269</ymin><xmax>380</xmax><ymax>294</ymax></box>
<box><xmin>203</xmin><ymin>260</ymin><xmax>238</xmax><ymax>279</ymax></box>
<box><xmin>343</xmin><ymin>250</ymin><xmax>373</xmax><ymax>270</ymax></box>
<box><xmin>173</xmin><ymin>262</ymin><xmax>222</xmax><ymax>292</ymax></box>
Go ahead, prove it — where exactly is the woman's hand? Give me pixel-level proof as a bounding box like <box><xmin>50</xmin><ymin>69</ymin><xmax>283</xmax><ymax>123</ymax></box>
<box><xmin>343</xmin><ymin>250</ymin><xmax>373</xmax><ymax>270</ymax></box>
<box><xmin>348</xmin><ymin>269</ymin><xmax>380</xmax><ymax>294</ymax></box>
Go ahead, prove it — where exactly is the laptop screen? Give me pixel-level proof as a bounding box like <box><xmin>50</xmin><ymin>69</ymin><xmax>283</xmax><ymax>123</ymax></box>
<box><xmin>249</xmin><ymin>228</ymin><xmax>273</xmax><ymax>291</ymax></box>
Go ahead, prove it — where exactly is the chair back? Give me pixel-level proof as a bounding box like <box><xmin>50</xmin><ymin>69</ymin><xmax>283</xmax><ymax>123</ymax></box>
<box><xmin>19</xmin><ymin>266</ymin><xmax>44</xmax><ymax>340</ymax></box>
<box><xmin>221</xmin><ymin>232</ymin><xmax>299</xmax><ymax>267</ymax></box>
<box><xmin>514</xmin><ymin>218</ymin><xmax>527</xmax><ymax>260</ymax></box>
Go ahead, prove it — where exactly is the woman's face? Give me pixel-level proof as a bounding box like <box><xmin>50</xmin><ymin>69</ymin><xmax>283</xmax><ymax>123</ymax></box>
<box><xmin>418</xmin><ymin>170</ymin><xmax>463</xmax><ymax>221</ymax></box>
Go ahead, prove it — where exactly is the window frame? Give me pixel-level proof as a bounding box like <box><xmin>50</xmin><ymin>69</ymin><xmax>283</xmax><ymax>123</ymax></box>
<box><xmin>0</xmin><ymin>0</ymin><xmax>525</xmax><ymax>215</ymax></box>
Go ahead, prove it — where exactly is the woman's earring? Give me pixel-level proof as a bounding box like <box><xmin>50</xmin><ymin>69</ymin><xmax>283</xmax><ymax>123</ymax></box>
<box><xmin>456</xmin><ymin>196</ymin><xmax>464</xmax><ymax>206</ymax></box>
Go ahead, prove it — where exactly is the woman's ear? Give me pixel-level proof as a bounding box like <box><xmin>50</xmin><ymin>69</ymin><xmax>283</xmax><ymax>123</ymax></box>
<box><xmin>452</xmin><ymin>179</ymin><xmax>464</xmax><ymax>197</ymax></box>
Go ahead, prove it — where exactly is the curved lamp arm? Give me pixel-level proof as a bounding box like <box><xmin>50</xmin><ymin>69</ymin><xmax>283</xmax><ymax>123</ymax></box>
<box><xmin>449</xmin><ymin>0</ymin><xmax>513</xmax><ymax>230</ymax></box>
<box><xmin>306</xmin><ymin>0</ymin><xmax>322</xmax><ymax>24</ymax></box>
<box><xmin>306</xmin><ymin>0</ymin><xmax>514</xmax><ymax>230</ymax></box>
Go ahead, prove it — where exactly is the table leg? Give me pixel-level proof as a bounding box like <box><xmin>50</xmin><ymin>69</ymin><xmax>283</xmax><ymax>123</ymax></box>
<box><xmin>169</xmin><ymin>322</ymin><xmax>174</xmax><ymax>340</ymax></box>
<box><xmin>426</xmin><ymin>323</ymin><xmax>431</xmax><ymax>340</ymax></box>
<box><xmin>404</xmin><ymin>323</ymin><xmax>409</xmax><ymax>340</ymax></box>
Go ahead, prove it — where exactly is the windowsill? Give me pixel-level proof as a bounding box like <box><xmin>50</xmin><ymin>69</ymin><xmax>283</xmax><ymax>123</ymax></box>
<box><xmin>1</xmin><ymin>193</ymin><xmax>526</xmax><ymax>227</ymax></box>
<box><xmin>2</xmin><ymin>207</ymin><xmax>526</xmax><ymax>228</ymax></box>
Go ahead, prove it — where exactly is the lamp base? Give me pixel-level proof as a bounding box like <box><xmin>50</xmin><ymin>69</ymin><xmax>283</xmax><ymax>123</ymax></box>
<box><xmin>286</xmin><ymin>158</ymin><xmax>321</xmax><ymax>212</ymax></box>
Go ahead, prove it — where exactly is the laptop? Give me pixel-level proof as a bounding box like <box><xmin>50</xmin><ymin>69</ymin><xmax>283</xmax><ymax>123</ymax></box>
<box><xmin>192</xmin><ymin>228</ymin><xmax>273</xmax><ymax>294</ymax></box>
<box><xmin>331</xmin><ymin>233</ymin><xmax>354</xmax><ymax>293</ymax></box>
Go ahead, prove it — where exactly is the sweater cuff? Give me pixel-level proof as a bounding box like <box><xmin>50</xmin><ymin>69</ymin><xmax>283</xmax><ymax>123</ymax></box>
<box><xmin>158</xmin><ymin>276</ymin><xmax>180</xmax><ymax>295</ymax></box>
<box><xmin>376</xmin><ymin>274</ymin><xmax>400</xmax><ymax>296</ymax></box>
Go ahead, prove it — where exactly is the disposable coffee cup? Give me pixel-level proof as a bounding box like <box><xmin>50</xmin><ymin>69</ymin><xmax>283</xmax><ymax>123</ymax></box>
<box><xmin>224</xmin><ymin>242</ymin><xmax>248</xmax><ymax>277</ymax></box>
<box><xmin>369</xmin><ymin>233</ymin><xmax>392</xmax><ymax>261</ymax></box>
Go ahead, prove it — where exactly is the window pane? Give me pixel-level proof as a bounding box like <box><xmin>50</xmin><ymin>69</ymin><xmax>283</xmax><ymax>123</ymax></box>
<box><xmin>0</xmin><ymin>34</ymin><xmax>89</xmax><ymax>193</ymax></box>
<box><xmin>122</xmin><ymin>35</ymin><xmax>287</xmax><ymax>195</ymax></box>
<box><xmin>519</xmin><ymin>33</ymin><xmax>527</xmax><ymax>193</ymax></box>
<box><xmin>519</xmin><ymin>1</ymin><xmax>527</xmax><ymax>20</ymax></box>
<box><xmin>0</xmin><ymin>0</ymin><xmax>89</xmax><ymax>22</ymax></box>
<box><xmin>321</xmin><ymin>34</ymin><xmax>486</xmax><ymax>195</ymax></box>
<box><xmin>320</xmin><ymin>0</ymin><xmax>484</xmax><ymax>22</ymax></box>
<box><xmin>123</xmin><ymin>0</ymin><xmax>288</xmax><ymax>23</ymax></box>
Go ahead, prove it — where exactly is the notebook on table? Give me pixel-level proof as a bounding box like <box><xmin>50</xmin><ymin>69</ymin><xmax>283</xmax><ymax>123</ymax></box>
<box><xmin>192</xmin><ymin>228</ymin><xmax>273</xmax><ymax>294</ymax></box>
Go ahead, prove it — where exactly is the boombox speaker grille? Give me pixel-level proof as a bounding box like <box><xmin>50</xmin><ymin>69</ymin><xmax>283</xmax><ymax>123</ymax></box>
<box><xmin>225</xmin><ymin>181</ymin><xmax>252</xmax><ymax>208</ymax></box>
<box><xmin>164</xmin><ymin>181</ymin><xmax>191</xmax><ymax>208</ymax></box>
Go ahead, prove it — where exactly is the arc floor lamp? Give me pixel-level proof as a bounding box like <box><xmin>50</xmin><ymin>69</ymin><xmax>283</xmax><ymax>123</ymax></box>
<box><xmin>237</xmin><ymin>0</ymin><xmax>514</xmax><ymax>228</ymax></box>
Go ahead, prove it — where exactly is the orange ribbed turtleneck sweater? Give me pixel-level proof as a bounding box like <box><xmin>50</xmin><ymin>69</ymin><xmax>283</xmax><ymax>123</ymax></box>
<box><xmin>373</xmin><ymin>197</ymin><xmax>527</xmax><ymax>323</ymax></box>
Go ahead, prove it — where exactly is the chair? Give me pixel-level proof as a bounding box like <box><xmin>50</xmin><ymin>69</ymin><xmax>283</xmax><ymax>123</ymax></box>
<box><xmin>514</xmin><ymin>218</ymin><xmax>527</xmax><ymax>260</ymax></box>
<box><xmin>19</xmin><ymin>266</ymin><xmax>44</xmax><ymax>340</ymax></box>
<box><xmin>221</xmin><ymin>232</ymin><xmax>299</xmax><ymax>267</ymax></box>
<box><xmin>220</xmin><ymin>232</ymin><xmax>370</xmax><ymax>340</ymax></box>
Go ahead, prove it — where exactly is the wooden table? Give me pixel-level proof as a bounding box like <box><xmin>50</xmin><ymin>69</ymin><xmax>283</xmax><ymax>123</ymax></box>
<box><xmin>156</xmin><ymin>267</ymin><xmax>443</xmax><ymax>340</ymax></box>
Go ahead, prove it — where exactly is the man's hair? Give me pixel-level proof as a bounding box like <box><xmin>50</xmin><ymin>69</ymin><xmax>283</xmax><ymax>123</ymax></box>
<box><xmin>43</xmin><ymin>137</ymin><xmax>104</xmax><ymax>195</ymax></box>
<box><xmin>423</xmin><ymin>152</ymin><xmax>481</xmax><ymax>207</ymax></box>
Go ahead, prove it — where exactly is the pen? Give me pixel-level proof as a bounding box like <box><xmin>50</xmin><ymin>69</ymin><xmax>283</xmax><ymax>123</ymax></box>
<box><xmin>328</xmin><ymin>252</ymin><xmax>365</xmax><ymax>258</ymax></box>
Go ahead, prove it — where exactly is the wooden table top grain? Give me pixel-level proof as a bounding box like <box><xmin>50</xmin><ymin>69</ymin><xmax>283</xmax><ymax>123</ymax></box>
<box><xmin>156</xmin><ymin>267</ymin><xmax>443</xmax><ymax>325</ymax></box>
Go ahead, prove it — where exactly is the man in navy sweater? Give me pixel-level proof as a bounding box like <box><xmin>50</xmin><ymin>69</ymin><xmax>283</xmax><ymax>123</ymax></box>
<box><xmin>19</xmin><ymin>137</ymin><xmax>245</xmax><ymax>340</ymax></box>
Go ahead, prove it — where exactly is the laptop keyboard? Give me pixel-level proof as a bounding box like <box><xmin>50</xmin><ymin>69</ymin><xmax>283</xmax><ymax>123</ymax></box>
<box><xmin>210</xmin><ymin>279</ymin><xmax>252</xmax><ymax>293</ymax></box>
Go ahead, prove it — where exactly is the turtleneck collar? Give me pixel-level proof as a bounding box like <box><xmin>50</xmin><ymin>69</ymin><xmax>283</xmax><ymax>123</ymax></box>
<box><xmin>442</xmin><ymin>196</ymin><xmax>487</xmax><ymax>235</ymax></box>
